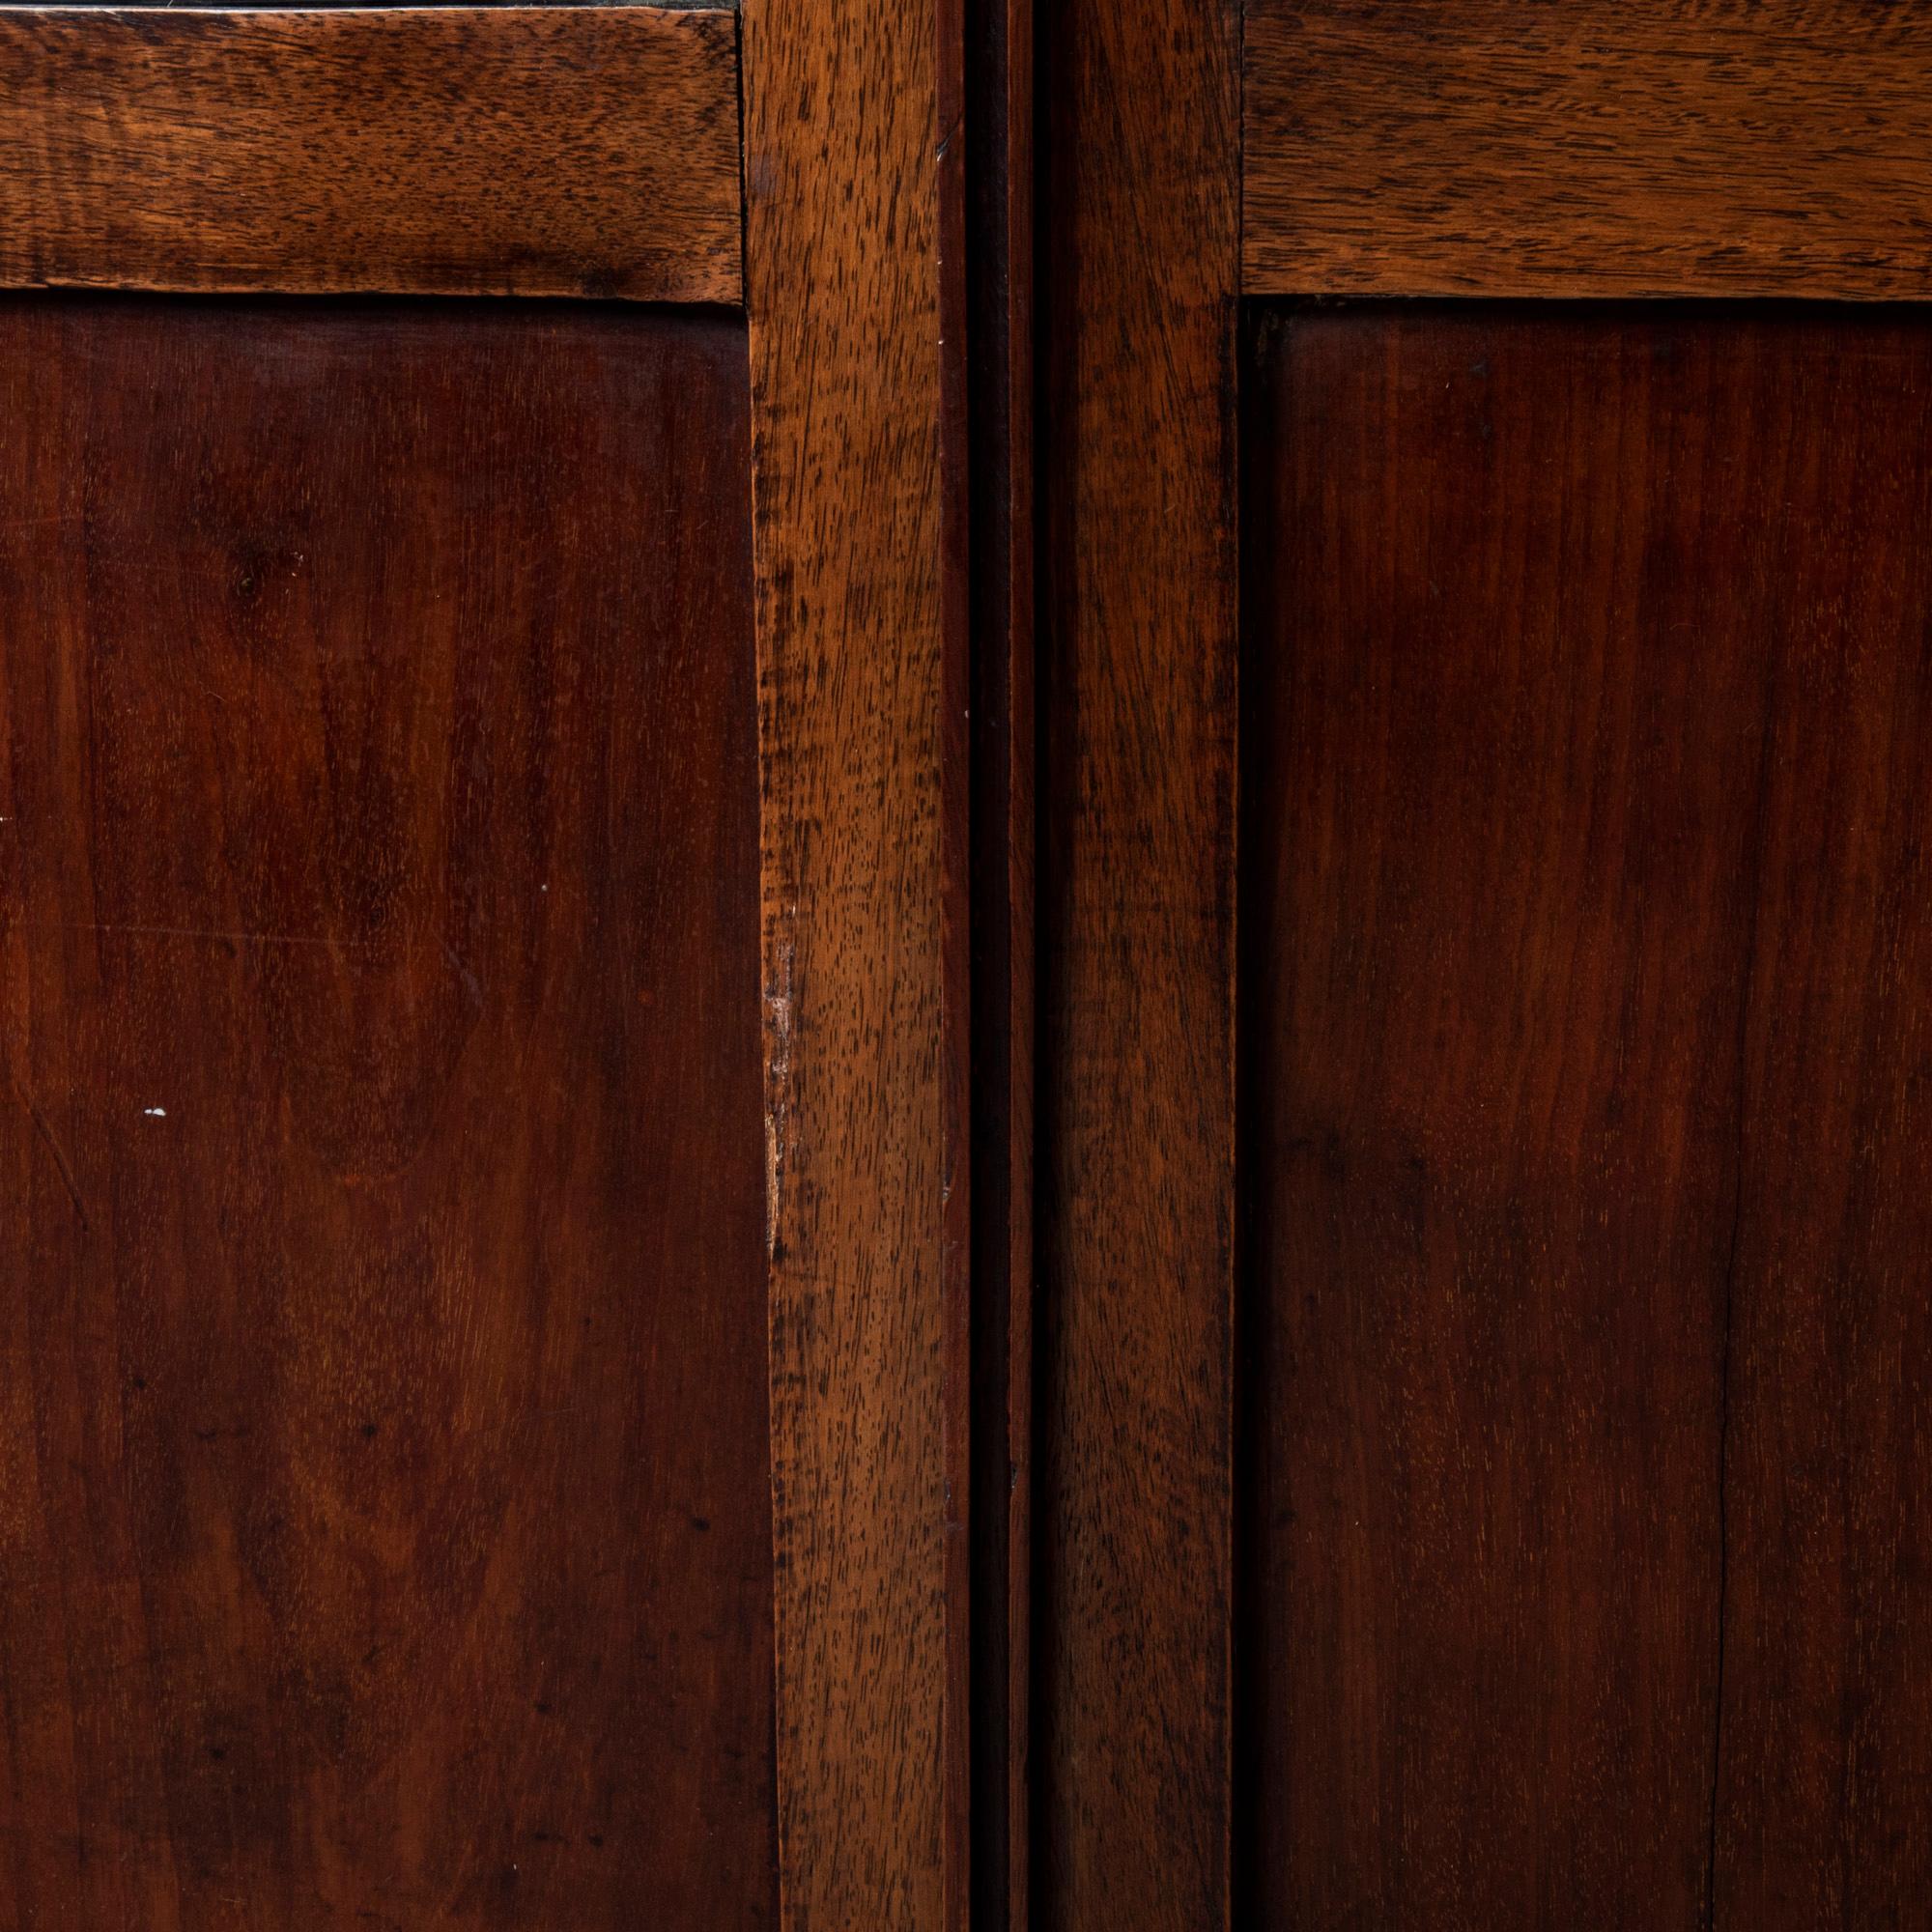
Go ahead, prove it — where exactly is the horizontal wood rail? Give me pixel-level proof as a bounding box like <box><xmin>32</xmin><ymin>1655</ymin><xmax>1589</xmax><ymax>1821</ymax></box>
<box><xmin>0</xmin><ymin>6</ymin><xmax>743</xmax><ymax>301</ymax></box>
<box><xmin>1245</xmin><ymin>0</ymin><xmax>1932</xmax><ymax>298</ymax></box>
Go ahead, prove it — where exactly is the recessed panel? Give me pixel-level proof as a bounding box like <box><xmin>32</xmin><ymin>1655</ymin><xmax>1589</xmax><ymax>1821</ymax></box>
<box><xmin>0</xmin><ymin>298</ymin><xmax>772</xmax><ymax>1929</ymax></box>
<box><xmin>1243</xmin><ymin>306</ymin><xmax>1932</xmax><ymax>1926</ymax></box>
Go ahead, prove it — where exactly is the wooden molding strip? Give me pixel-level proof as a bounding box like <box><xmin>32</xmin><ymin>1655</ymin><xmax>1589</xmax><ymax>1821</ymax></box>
<box><xmin>1245</xmin><ymin>0</ymin><xmax>1932</xmax><ymax>298</ymax></box>
<box><xmin>0</xmin><ymin>7</ymin><xmax>742</xmax><ymax>301</ymax></box>
<box><xmin>1038</xmin><ymin>0</ymin><xmax>1238</xmax><ymax>1923</ymax></box>
<box><xmin>741</xmin><ymin>0</ymin><xmax>965</xmax><ymax>1923</ymax></box>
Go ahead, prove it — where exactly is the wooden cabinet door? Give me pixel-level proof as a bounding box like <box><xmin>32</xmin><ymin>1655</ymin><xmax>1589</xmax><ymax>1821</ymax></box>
<box><xmin>27</xmin><ymin>3</ymin><xmax>1932</xmax><ymax>1928</ymax></box>
<box><xmin>0</xmin><ymin>7</ymin><xmax>978</xmax><ymax>1928</ymax></box>
<box><xmin>1037</xmin><ymin>4</ymin><xmax>1932</xmax><ymax>1928</ymax></box>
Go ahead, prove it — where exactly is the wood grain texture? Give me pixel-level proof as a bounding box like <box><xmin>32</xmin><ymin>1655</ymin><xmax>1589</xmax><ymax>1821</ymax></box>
<box><xmin>0</xmin><ymin>7</ymin><xmax>742</xmax><ymax>301</ymax></box>
<box><xmin>740</xmin><ymin>0</ymin><xmax>962</xmax><ymax>1925</ymax></box>
<box><xmin>939</xmin><ymin>0</ymin><xmax>974</xmax><ymax>1918</ymax></box>
<box><xmin>1243</xmin><ymin>304</ymin><xmax>1932</xmax><ymax>1928</ymax></box>
<box><xmin>51</xmin><ymin>0</ymin><xmax>738</xmax><ymax>7</ymax></box>
<box><xmin>0</xmin><ymin>296</ymin><xmax>772</xmax><ymax>1930</ymax></box>
<box><xmin>1036</xmin><ymin>0</ymin><xmax>1238</xmax><ymax>1922</ymax></box>
<box><xmin>51</xmin><ymin>0</ymin><xmax>738</xmax><ymax>8</ymax></box>
<box><xmin>1244</xmin><ymin>0</ymin><xmax>1932</xmax><ymax>298</ymax></box>
<box><xmin>1712</xmin><ymin>321</ymin><xmax>1932</xmax><ymax>1929</ymax></box>
<box><xmin>1244</xmin><ymin>308</ymin><xmax>1745</xmax><ymax>1926</ymax></box>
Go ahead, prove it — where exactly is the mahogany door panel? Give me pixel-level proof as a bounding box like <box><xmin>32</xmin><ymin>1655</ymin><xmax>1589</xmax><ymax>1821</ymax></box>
<box><xmin>1240</xmin><ymin>304</ymin><xmax>1932</xmax><ymax>1927</ymax></box>
<box><xmin>1712</xmin><ymin>337</ymin><xmax>1932</xmax><ymax>1929</ymax></box>
<box><xmin>0</xmin><ymin>297</ymin><xmax>774</xmax><ymax>1930</ymax></box>
<box><xmin>0</xmin><ymin>0</ymin><xmax>1003</xmax><ymax>1919</ymax></box>
<box><xmin>22</xmin><ymin>1</ymin><xmax>1932</xmax><ymax>1926</ymax></box>
<box><xmin>995</xmin><ymin>0</ymin><xmax>1932</xmax><ymax>1925</ymax></box>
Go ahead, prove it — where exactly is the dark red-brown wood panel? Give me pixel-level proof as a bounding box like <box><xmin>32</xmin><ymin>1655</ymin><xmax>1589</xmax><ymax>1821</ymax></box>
<box><xmin>0</xmin><ymin>297</ymin><xmax>774</xmax><ymax>1931</ymax></box>
<box><xmin>1712</xmin><ymin>325</ymin><xmax>1932</xmax><ymax>1929</ymax></box>
<box><xmin>1241</xmin><ymin>306</ymin><xmax>1932</xmax><ymax>1928</ymax></box>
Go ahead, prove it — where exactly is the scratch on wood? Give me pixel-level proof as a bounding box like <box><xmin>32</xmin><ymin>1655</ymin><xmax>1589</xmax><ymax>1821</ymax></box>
<box><xmin>764</xmin><ymin>935</ymin><xmax>793</xmax><ymax>1261</ymax></box>
<box><xmin>9</xmin><ymin>1070</ymin><xmax>89</xmax><ymax>1231</ymax></box>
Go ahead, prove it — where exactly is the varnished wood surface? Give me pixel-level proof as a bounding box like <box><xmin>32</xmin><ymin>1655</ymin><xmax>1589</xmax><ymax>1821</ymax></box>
<box><xmin>0</xmin><ymin>8</ymin><xmax>742</xmax><ymax>301</ymax></box>
<box><xmin>50</xmin><ymin>0</ymin><xmax>737</xmax><ymax>8</ymax></box>
<box><xmin>1244</xmin><ymin>0</ymin><xmax>1932</xmax><ymax>298</ymax></box>
<box><xmin>50</xmin><ymin>0</ymin><xmax>738</xmax><ymax>7</ymax></box>
<box><xmin>739</xmin><ymin>0</ymin><xmax>962</xmax><ymax>1922</ymax></box>
<box><xmin>1712</xmin><ymin>321</ymin><xmax>1932</xmax><ymax>1927</ymax></box>
<box><xmin>1242</xmin><ymin>307</ymin><xmax>1741</xmax><ymax>1927</ymax></box>
<box><xmin>54</xmin><ymin>0</ymin><xmax>738</xmax><ymax>6</ymax></box>
<box><xmin>1036</xmin><ymin>0</ymin><xmax>1238</xmax><ymax>1923</ymax></box>
<box><xmin>1243</xmin><ymin>304</ymin><xmax>1932</xmax><ymax>1927</ymax></box>
<box><xmin>940</xmin><ymin>1</ymin><xmax>974</xmax><ymax>1918</ymax></box>
<box><xmin>0</xmin><ymin>297</ymin><xmax>772</xmax><ymax>1930</ymax></box>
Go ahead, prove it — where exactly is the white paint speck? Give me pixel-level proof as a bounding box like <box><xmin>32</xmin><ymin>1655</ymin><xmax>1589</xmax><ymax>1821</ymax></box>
<box><xmin>143</xmin><ymin>1107</ymin><xmax>167</xmax><ymax>1119</ymax></box>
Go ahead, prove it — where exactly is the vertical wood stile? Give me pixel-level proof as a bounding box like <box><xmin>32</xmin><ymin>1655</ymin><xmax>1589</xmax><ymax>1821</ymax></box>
<box><xmin>740</xmin><ymin>1</ymin><xmax>968</xmax><ymax>1925</ymax></box>
<box><xmin>1037</xmin><ymin>0</ymin><xmax>1241</xmax><ymax>1923</ymax></box>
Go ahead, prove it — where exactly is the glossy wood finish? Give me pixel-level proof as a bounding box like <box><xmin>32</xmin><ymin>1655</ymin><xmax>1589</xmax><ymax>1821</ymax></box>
<box><xmin>1244</xmin><ymin>0</ymin><xmax>1932</xmax><ymax>298</ymax></box>
<box><xmin>0</xmin><ymin>297</ymin><xmax>772</xmax><ymax>1930</ymax></box>
<box><xmin>1036</xmin><ymin>0</ymin><xmax>1238</xmax><ymax>1923</ymax></box>
<box><xmin>0</xmin><ymin>8</ymin><xmax>742</xmax><ymax>301</ymax></box>
<box><xmin>1243</xmin><ymin>305</ymin><xmax>1932</xmax><ymax>1928</ymax></box>
<box><xmin>739</xmin><ymin>0</ymin><xmax>967</xmax><ymax>1922</ymax></box>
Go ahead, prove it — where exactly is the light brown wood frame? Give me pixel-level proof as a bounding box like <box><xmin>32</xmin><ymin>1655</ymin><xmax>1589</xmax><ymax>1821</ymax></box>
<box><xmin>0</xmin><ymin>7</ymin><xmax>742</xmax><ymax>299</ymax></box>
<box><xmin>1243</xmin><ymin>0</ymin><xmax>1932</xmax><ymax>298</ymax></box>
<box><xmin>745</xmin><ymin>0</ymin><xmax>1035</xmax><ymax>1920</ymax></box>
<box><xmin>0</xmin><ymin>8</ymin><xmax>1020</xmax><ymax>1928</ymax></box>
<box><xmin>739</xmin><ymin>0</ymin><xmax>973</xmax><ymax>1923</ymax></box>
<box><xmin>1037</xmin><ymin>3</ymin><xmax>1932</xmax><ymax>1929</ymax></box>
